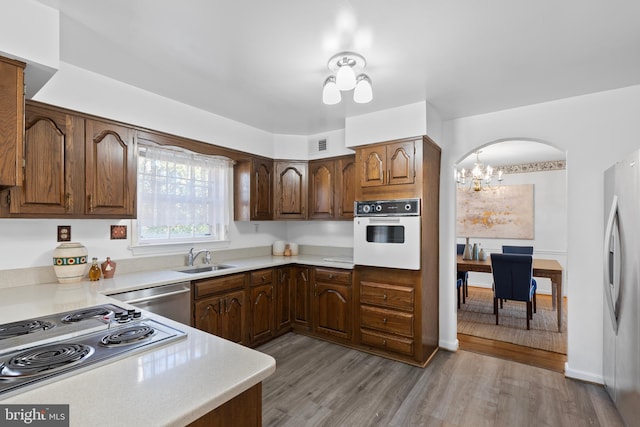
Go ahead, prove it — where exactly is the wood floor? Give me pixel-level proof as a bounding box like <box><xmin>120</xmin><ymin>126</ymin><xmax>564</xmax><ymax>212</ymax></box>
<box><xmin>257</xmin><ymin>333</ymin><xmax>623</xmax><ymax>427</ymax></box>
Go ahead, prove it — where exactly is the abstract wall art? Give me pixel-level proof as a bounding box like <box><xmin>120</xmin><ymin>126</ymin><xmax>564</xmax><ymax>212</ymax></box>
<box><xmin>456</xmin><ymin>184</ymin><xmax>534</xmax><ymax>239</ymax></box>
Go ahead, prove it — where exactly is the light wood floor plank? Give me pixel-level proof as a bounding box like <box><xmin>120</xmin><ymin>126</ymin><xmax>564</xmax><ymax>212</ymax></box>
<box><xmin>258</xmin><ymin>333</ymin><xmax>624</xmax><ymax>427</ymax></box>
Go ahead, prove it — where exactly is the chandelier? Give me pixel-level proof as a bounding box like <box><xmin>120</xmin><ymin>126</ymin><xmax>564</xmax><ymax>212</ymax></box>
<box><xmin>456</xmin><ymin>151</ymin><xmax>503</xmax><ymax>191</ymax></box>
<box><xmin>322</xmin><ymin>51</ymin><xmax>373</xmax><ymax>105</ymax></box>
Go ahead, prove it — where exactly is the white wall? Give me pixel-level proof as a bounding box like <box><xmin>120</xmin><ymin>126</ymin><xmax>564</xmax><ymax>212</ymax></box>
<box><xmin>34</xmin><ymin>62</ymin><xmax>276</xmax><ymax>158</ymax></box>
<box><xmin>345</xmin><ymin>101</ymin><xmax>427</xmax><ymax>147</ymax></box>
<box><xmin>0</xmin><ymin>0</ymin><xmax>59</xmax><ymax>69</ymax></box>
<box><xmin>441</xmin><ymin>84</ymin><xmax>640</xmax><ymax>383</ymax></box>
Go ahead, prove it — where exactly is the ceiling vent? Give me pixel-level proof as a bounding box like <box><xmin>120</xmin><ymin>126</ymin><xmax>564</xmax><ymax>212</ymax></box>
<box><xmin>309</xmin><ymin>139</ymin><xmax>327</xmax><ymax>154</ymax></box>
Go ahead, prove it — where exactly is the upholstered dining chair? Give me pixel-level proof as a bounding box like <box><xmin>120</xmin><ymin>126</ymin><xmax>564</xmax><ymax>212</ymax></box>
<box><xmin>456</xmin><ymin>278</ymin><xmax>463</xmax><ymax>309</ymax></box>
<box><xmin>490</xmin><ymin>253</ymin><xmax>537</xmax><ymax>330</ymax></box>
<box><xmin>456</xmin><ymin>244</ymin><xmax>468</xmax><ymax>304</ymax></box>
<box><xmin>502</xmin><ymin>245</ymin><xmax>534</xmax><ymax>255</ymax></box>
<box><xmin>501</xmin><ymin>245</ymin><xmax>537</xmax><ymax>312</ymax></box>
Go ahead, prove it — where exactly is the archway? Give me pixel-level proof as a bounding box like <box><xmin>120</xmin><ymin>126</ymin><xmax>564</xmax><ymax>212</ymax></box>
<box><xmin>453</xmin><ymin>139</ymin><xmax>568</xmax><ymax>370</ymax></box>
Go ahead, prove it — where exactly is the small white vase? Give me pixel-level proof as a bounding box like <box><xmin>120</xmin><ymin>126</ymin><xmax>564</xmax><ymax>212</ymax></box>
<box><xmin>53</xmin><ymin>242</ymin><xmax>88</xmax><ymax>284</ymax></box>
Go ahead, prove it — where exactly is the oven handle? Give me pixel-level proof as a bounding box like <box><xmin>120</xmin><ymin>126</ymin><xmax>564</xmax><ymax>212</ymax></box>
<box><xmin>367</xmin><ymin>218</ymin><xmax>402</xmax><ymax>224</ymax></box>
<box><xmin>124</xmin><ymin>288</ymin><xmax>190</xmax><ymax>305</ymax></box>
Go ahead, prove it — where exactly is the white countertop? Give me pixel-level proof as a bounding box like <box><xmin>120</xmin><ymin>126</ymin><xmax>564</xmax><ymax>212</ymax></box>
<box><xmin>0</xmin><ymin>254</ymin><xmax>353</xmax><ymax>426</ymax></box>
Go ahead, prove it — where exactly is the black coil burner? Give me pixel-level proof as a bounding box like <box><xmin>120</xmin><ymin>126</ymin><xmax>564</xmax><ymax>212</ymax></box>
<box><xmin>61</xmin><ymin>307</ymin><xmax>114</xmax><ymax>324</ymax></box>
<box><xmin>0</xmin><ymin>343</ymin><xmax>94</xmax><ymax>378</ymax></box>
<box><xmin>0</xmin><ymin>320</ymin><xmax>55</xmax><ymax>340</ymax></box>
<box><xmin>100</xmin><ymin>325</ymin><xmax>155</xmax><ymax>347</ymax></box>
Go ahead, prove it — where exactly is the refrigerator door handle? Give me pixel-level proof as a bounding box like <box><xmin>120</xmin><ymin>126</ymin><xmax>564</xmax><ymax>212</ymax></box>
<box><xmin>603</xmin><ymin>194</ymin><xmax>620</xmax><ymax>334</ymax></box>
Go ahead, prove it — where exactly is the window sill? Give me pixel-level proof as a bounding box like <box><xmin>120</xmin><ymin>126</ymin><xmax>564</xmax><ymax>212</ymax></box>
<box><xmin>130</xmin><ymin>240</ymin><xmax>231</xmax><ymax>257</ymax></box>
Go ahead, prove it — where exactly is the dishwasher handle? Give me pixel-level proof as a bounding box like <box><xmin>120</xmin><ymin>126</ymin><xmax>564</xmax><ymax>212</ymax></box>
<box><xmin>124</xmin><ymin>288</ymin><xmax>190</xmax><ymax>305</ymax></box>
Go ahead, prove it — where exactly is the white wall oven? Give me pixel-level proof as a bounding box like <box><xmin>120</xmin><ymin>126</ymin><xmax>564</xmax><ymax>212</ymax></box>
<box><xmin>353</xmin><ymin>199</ymin><xmax>421</xmax><ymax>270</ymax></box>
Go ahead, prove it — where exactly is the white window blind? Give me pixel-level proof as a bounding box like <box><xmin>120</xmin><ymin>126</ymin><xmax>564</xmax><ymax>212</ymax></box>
<box><xmin>137</xmin><ymin>143</ymin><xmax>233</xmax><ymax>244</ymax></box>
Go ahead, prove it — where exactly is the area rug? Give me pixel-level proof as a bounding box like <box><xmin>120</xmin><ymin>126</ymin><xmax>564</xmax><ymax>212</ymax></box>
<box><xmin>457</xmin><ymin>286</ymin><xmax>567</xmax><ymax>354</ymax></box>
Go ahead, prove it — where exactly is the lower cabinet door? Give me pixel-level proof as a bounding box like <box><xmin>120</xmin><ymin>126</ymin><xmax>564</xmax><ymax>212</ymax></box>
<box><xmin>222</xmin><ymin>290</ymin><xmax>247</xmax><ymax>345</ymax></box>
<box><xmin>313</xmin><ymin>282</ymin><xmax>351</xmax><ymax>340</ymax></box>
<box><xmin>194</xmin><ymin>296</ymin><xmax>223</xmax><ymax>336</ymax></box>
<box><xmin>250</xmin><ymin>284</ymin><xmax>274</xmax><ymax>345</ymax></box>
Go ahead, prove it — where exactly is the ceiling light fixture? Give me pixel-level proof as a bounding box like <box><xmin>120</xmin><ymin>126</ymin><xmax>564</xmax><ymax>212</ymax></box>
<box><xmin>323</xmin><ymin>51</ymin><xmax>373</xmax><ymax>104</ymax></box>
<box><xmin>456</xmin><ymin>151</ymin><xmax>504</xmax><ymax>191</ymax></box>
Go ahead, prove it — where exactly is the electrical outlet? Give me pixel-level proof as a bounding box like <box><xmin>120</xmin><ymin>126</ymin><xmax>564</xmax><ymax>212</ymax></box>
<box><xmin>57</xmin><ymin>225</ymin><xmax>71</xmax><ymax>242</ymax></box>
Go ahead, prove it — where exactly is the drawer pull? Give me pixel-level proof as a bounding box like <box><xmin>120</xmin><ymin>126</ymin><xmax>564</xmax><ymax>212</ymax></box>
<box><xmin>383</xmin><ymin>293</ymin><xmax>388</xmax><ymax>301</ymax></box>
<box><xmin>329</xmin><ymin>274</ymin><xmax>334</xmax><ymax>280</ymax></box>
<box><xmin>382</xmin><ymin>339</ymin><xmax>387</xmax><ymax>346</ymax></box>
<box><xmin>382</xmin><ymin>318</ymin><xmax>387</xmax><ymax>324</ymax></box>
<box><xmin>261</xmin><ymin>275</ymin><xmax>266</xmax><ymax>282</ymax></box>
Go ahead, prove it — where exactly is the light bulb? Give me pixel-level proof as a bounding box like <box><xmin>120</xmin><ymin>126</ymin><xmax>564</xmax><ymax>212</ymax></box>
<box><xmin>335</xmin><ymin>60</ymin><xmax>356</xmax><ymax>91</ymax></box>
<box><xmin>322</xmin><ymin>76</ymin><xmax>341</xmax><ymax>105</ymax></box>
<box><xmin>353</xmin><ymin>74</ymin><xmax>373</xmax><ymax>103</ymax></box>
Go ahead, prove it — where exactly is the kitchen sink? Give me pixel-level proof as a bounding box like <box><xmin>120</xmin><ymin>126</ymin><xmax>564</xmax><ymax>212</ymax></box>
<box><xmin>175</xmin><ymin>265</ymin><xmax>234</xmax><ymax>274</ymax></box>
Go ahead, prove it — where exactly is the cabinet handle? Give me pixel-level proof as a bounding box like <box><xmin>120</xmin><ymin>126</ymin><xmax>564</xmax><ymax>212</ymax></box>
<box><xmin>262</xmin><ymin>275</ymin><xmax>266</xmax><ymax>282</ymax></box>
<box><xmin>382</xmin><ymin>339</ymin><xmax>387</xmax><ymax>346</ymax></box>
<box><xmin>382</xmin><ymin>318</ymin><xmax>388</xmax><ymax>324</ymax></box>
<box><xmin>383</xmin><ymin>293</ymin><xmax>388</xmax><ymax>301</ymax></box>
<box><xmin>301</xmin><ymin>272</ymin><xmax>308</xmax><ymax>282</ymax></box>
<box><xmin>88</xmin><ymin>194</ymin><xmax>94</xmax><ymax>213</ymax></box>
<box><xmin>65</xmin><ymin>193</ymin><xmax>72</xmax><ymax>212</ymax></box>
<box><xmin>329</xmin><ymin>274</ymin><xmax>334</xmax><ymax>280</ymax></box>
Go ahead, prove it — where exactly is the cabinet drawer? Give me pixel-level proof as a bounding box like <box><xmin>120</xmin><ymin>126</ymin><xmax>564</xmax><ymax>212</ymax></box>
<box><xmin>315</xmin><ymin>268</ymin><xmax>352</xmax><ymax>285</ymax></box>
<box><xmin>360</xmin><ymin>281</ymin><xmax>414</xmax><ymax>311</ymax></box>
<box><xmin>250</xmin><ymin>268</ymin><xmax>273</xmax><ymax>285</ymax></box>
<box><xmin>194</xmin><ymin>274</ymin><xmax>245</xmax><ymax>299</ymax></box>
<box><xmin>360</xmin><ymin>305</ymin><xmax>413</xmax><ymax>337</ymax></box>
<box><xmin>360</xmin><ymin>329</ymin><xmax>414</xmax><ymax>356</ymax></box>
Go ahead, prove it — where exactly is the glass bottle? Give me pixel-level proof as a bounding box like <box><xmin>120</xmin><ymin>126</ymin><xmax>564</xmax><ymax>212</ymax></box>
<box><xmin>89</xmin><ymin>257</ymin><xmax>101</xmax><ymax>281</ymax></box>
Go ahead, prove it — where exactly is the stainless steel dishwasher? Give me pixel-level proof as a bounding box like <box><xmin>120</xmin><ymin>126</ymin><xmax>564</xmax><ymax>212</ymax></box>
<box><xmin>109</xmin><ymin>282</ymin><xmax>191</xmax><ymax>326</ymax></box>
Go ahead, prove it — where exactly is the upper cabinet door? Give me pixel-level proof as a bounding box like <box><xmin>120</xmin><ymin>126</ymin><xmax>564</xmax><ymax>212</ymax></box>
<box><xmin>308</xmin><ymin>159</ymin><xmax>335</xmax><ymax>220</ymax></box>
<box><xmin>252</xmin><ymin>158</ymin><xmax>273</xmax><ymax>220</ymax></box>
<box><xmin>335</xmin><ymin>156</ymin><xmax>356</xmax><ymax>220</ymax></box>
<box><xmin>9</xmin><ymin>106</ymin><xmax>83</xmax><ymax>215</ymax></box>
<box><xmin>359</xmin><ymin>146</ymin><xmax>386</xmax><ymax>188</ymax></box>
<box><xmin>387</xmin><ymin>141</ymin><xmax>416</xmax><ymax>186</ymax></box>
<box><xmin>84</xmin><ymin>119</ymin><xmax>136</xmax><ymax>217</ymax></box>
<box><xmin>274</xmin><ymin>161</ymin><xmax>307</xmax><ymax>220</ymax></box>
<box><xmin>0</xmin><ymin>56</ymin><xmax>25</xmax><ymax>188</ymax></box>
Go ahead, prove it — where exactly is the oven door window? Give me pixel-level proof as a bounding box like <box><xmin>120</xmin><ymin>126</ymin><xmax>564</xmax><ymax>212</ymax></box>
<box><xmin>366</xmin><ymin>225</ymin><xmax>405</xmax><ymax>244</ymax></box>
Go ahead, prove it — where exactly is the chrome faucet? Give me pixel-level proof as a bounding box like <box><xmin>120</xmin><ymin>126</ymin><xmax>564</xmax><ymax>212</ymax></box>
<box><xmin>188</xmin><ymin>248</ymin><xmax>211</xmax><ymax>266</ymax></box>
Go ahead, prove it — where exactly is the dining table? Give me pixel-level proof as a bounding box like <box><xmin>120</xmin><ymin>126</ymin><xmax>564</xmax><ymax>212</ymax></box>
<box><xmin>456</xmin><ymin>254</ymin><xmax>565</xmax><ymax>331</ymax></box>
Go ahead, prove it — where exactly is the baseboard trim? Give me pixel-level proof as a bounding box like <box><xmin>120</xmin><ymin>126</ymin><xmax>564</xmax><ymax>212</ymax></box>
<box><xmin>564</xmin><ymin>363</ymin><xmax>603</xmax><ymax>384</ymax></box>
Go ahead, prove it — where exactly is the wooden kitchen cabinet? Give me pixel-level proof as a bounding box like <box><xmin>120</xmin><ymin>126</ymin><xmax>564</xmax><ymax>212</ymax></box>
<box><xmin>308</xmin><ymin>155</ymin><xmax>355</xmax><ymax>220</ymax></box>
<box><xmin>275</xmin><ymin>267</ymin><xmax>292</xmax><ymax>335</ymax></box>
<box><xmin>84</xmin><ymin>118</ymin><xmax>136</xmax><ymax>217</ymax></box>
<box><xmin>356</xmin><ymin>138</ymin><xmax>418</xmax><ymax>200</ymax></box>
<box><xmin>2</xmin><ymin>104</ymin><xmax>83</xmax><ymax>215</ymax></box>
<box><xmin>234</xmin><ymin>156</ymin><xmax>273</xmax><ymax>221</ymax></box>
<box><xmin>274</xmin><ymin>160</ymin><xmax>307</xmax><ymax>219</ymax></box>
<box><xmin>291</xmin><ymin>266</ymin><xmax>311</xmax><ymax>330</ymax></box>
<box><xmin>355</xmin><ymin>266</ymin><xmax>429</xmax><ymax>363</ymax></box>
<box><xmin>0</xmin><ymin>56</ymin><xmax>25</xmax><ymax>189</ymax></box>
<box><xmin>193</xmin><ymin>274</ymin><xmax>247</xmax><ymax>345</ymax></box>
<box><xmin>1</xmin><ymin>101</ymin><xmax>137</xmax><ymax>218</ymax></box>
<box><xmin>313</xmin><ymin>267</ymin><xmax>352</xmax><ymax>342</ymax></box>
<box><xmin>335</xmin><ymin>155</ymin><xmax>356</xmax><ymax>220</ymax></box>
<box><xmin>249</xmin><ymin>269</ymin><xmax>275</xmax><ymax>346</ymax></box>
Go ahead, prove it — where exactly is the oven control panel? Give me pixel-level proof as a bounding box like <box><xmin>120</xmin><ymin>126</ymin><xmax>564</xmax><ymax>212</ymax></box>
<box><xmin>354</xmin><ymin>198</ymin><xmax>421</xmax><ymax>216</ymax></box>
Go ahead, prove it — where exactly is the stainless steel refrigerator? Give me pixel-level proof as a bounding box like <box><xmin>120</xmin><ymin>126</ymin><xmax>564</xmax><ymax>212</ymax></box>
<box><xmin>604</xmin><ymin>149</ymin><xmax>640</xmax><ymax>426</ymax></box>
